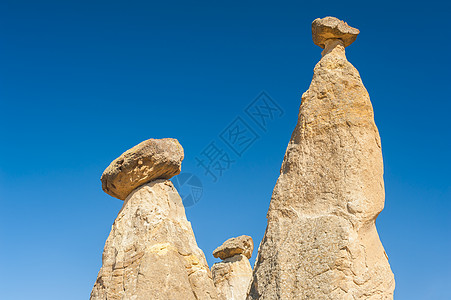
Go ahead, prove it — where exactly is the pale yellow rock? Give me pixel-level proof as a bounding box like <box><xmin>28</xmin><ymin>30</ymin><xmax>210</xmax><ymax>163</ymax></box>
<box><xmin>212</xmin><ymin>254</ymin><xmax>253</xmax><ymax>300</ymax></box>
<box><xmin>101</xmin><ymin>138</ymin><xmax>184</xmax><ymax>200</ymax></box>
<box><xmin>213</xmin><ymin>235</ymin><xmax>254</xmax><ymax>260</ymax></box>
<box><xmin>312</xmin><ymin>16</ymin><xmax>359</xmax><ymax>48</ymax></box>
<box><xmin>247</xmin><ymin>17</ymin><xmax>395</xmax><ymax>300</ymax></box>
<box><xmin>91</xmin><ymin>180</ymin><xmax>218</xmax><ymax>300</ymax></box>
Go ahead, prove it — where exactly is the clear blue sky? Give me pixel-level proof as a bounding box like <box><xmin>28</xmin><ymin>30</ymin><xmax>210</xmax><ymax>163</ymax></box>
<box><xmin>0</xmin><ymin>1</ymin><xmax>450</xmax><ymax>299</ymax></box>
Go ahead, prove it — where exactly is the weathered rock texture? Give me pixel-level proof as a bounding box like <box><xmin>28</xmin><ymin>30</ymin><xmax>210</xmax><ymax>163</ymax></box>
<box><xmin>213</xmin><ymin>235</ymin><xmax>254</xmax><ymax>260</ymax></box>
<box><xmin>312</xmin><ymin>16</ymin><xmax>359</xmax><ymax>48</ymax></box>
<box><xmin>212</xmin><ymin>236</ymin><xmax>254</xmax><ymax>300</ymax></box>
<box><xmin>101</xmin><ymin>138</ymin><xmax>184</xmax><ymax>200</ymax></box>
<box><xmin>92</xmin><ymin>138</ymin><xmax>217</xmax><ymax>299</ymax></box>
<box><xmin>248</xmin><ymin>17</ymin><xmax>395</xmax><ymax>299</ymax></box>
<box><xmin>91</xmin><ymin>180</ymin><xmax>218</xmax><ymax>300</ymax></box>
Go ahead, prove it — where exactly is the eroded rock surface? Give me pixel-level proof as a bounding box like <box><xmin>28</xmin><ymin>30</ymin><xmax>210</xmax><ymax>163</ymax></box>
<box><xmin>101</xmin><ymin>138</ymin><xmax>184</xmax><ymax>200</ymax></box>
<box><xmin>248</xmin><ymin>17</ymin><xmax>395</xmax><ymax>300</ymax></box>
<box><xmin>212</xmin><ymin>236</ymin><xmax>254</xmax><ymax>300</ymax></box>
<box><xmin>91</xmin><ymin>180</ymin><xmax>218</xmax><ymax>300</ymax></box>
<box><xmin>213</xmin><ymin>235</ymin><xmax>254</xmax><ymax>260</ymax></box>
<box><xmin>312</xmin><ymin>16</ymin><xmax>360</xmax><ymax>48</ymax></box>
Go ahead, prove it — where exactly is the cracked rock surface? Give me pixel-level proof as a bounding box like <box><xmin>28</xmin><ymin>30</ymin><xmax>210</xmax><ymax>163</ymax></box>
<box><xmin>91</xmin><ymin>180</ymin><xmax>218</xmax><ymax>300</ymax></box>
<box><xmin>247</xmin><ymin>17</ymin><xmax>395</xmax><ymax>300</ymax></box>
<box><xmin>212</xmin><ymin>254</ymin><xmax>253</xmax><ymax>300</ymax></box>
<box><xmin>211</xmin><ymin>236</ymin><xmax>254</xmax><ymax>300</ymax></box>
<box><xmin>213</xmin><ymin>235</ymin><xmax>254</xmax><ymax>260</ymax></box>
<box><xmin>312</xmin><ymin>16</ymin><xmax>360</xmax><ymax>48</ymax></box>
<box><xmin>101</xmin><ymin>138</ymin><xmax>184</xmax><ymax>200</ymax></box>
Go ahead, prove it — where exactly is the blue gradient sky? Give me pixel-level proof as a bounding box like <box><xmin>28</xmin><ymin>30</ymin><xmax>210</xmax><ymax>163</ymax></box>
<box><xmin>1</xmin><ymin>1</ymin><xmax>450</xmax><ymax>299</ymax></box>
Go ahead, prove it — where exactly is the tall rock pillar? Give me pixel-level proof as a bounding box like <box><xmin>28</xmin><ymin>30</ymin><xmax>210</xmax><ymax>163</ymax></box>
<box><xmin>91</xmin><ymin>138</ymin><xmax>218</xmax><ymax>300</ymax></box>
<box><xmin>248</xmin><ymin>17</ymin><xmax>395</xmax><ymax>299</ymax></box>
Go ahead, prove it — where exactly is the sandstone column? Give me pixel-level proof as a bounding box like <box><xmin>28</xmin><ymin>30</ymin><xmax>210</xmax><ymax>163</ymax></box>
<box><xmin>91</xmin><ymin>138</ymin><xmax>218</xmax><ymax>300</ymax></box>
<box><xmin>248</xmin><ymin>17</ymin><xmax>395</xmax><ymax>299</ymax></box>
<box><xmin>211</xmin><ymin>236</ymin><xmax>254</xmax><ymax>300</ymax></box>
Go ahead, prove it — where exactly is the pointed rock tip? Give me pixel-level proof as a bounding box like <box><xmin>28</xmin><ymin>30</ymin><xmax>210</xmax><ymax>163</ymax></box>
<box><xmin>100</xmin><ymin>138</ymin><xmax>184</xmax><ymax>200</ymax></box>
<box><xmin>312</xmin><ymin>16</ymin><xmax>359</xmax><ymax>49</ymax></box>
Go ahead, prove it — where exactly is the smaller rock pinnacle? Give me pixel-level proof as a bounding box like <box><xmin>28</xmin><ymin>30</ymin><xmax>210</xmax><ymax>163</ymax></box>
<box><xmin>211</xmin><ymin>235</ymin><xmax>254</xmax><ymax>300</ymax></box>
<box><xmin>213</xmin><ymin>235</ymin><xmax>253</xmax><ymax>260</ymax></box>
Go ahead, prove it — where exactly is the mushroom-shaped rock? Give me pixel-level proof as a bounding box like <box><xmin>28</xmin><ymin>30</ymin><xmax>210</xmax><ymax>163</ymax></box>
<box><xmin>312</xmin><ymin>16</ymin><xmax>359</xmax><ymax>48</ymax></box>
<box><xmin>101</xmin><ymin>138</ymin><xmax>184</xmax><ymax>200</ymax></box>
<box><xmin>247</xmin><ymin>17</ymin><xmax>394</xmax><ymax>300</ymax></box>
<box><xmin>211</xmin><ymin>236</ymin><xmax>254</xmax><ymax>300</ymax></box>
<box><xmin>213</xmin><ymin>235</ymin><xmax>253</xmax><ymax>260</ymax></box>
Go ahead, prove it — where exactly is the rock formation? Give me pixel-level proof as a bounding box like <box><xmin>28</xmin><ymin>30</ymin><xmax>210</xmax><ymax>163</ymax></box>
<box><xmin>91</xmin><ymin>138</ymin><xmax>218</xmax><ymax>300</ymax></box>
<box><xmin>101</xmin><ymin>138</ymin><xmax>184</xmax><ymax>200</ymax></box>
<box><xmin>248</xmin><ymin>17</ymin><xmax>395</xmax><ymax>299</ymax></box>
<box><xmin>211</xmin><ymin>236</ymin><xmax>254</xmax><ymax>300</ymax></box>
